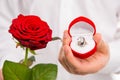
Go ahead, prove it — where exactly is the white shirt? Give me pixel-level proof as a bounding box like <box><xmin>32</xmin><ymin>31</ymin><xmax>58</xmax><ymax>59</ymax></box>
<box><xmin>0</xmin><ymin>0</ymin><xmax>120</xmax><ymax>80</ymax></box>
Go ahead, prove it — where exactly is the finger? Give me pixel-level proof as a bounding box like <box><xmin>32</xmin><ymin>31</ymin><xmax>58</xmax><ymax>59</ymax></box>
<box><xmin>59</xmin><ymin>46</ymin><xmax>83</xmax><ymax>74</ymax></box>
<box><xmin>93</xmin><ymin>33</ymin><xmax>109</xmax><ymax>55</ymax></box>
<box><xmin>58</xmin><ymin>47</ymin><xmax>73</xmax><ymax>73</ymax></box>
<box><xmin>62</xmin><ymin>30</ymin><xmax>71</xmax><ymax>45</ymax></box>
<box><xmin>63</xmin><ymin>45</ymin><xmax>82</xmax><ymax>68</ymax></box>
<box><xmin>93</xmin><ymin>33</ymin><xmax>103</xmax><ymax>51</ymax></box>
<box><xmin>62</xmin><ymin>57</ymin><xmax>75</xmax><ymax>73</ymax></box>
<box><xmin>99</xmin><ymin>40</ymin><xmax>109</xmax><ymax>55</ymax></box>
<box><xmin>58</xmin><ymin>47</ymin><xmax>65</xmax><ymax>66</ymax></box>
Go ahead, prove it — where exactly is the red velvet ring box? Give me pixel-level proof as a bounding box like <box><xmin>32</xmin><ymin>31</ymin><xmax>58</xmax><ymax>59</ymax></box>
<box><xmin>68</xmin><ymin>16</ymin><xmax>97</xmax><ymax>59</ymax></box>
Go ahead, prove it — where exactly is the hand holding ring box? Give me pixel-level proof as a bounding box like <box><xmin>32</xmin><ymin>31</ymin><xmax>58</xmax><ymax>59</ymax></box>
<box><xmin>68</xmin><ymin>16</ymin><xmax>97</xmax><ymax>59</ymax></box>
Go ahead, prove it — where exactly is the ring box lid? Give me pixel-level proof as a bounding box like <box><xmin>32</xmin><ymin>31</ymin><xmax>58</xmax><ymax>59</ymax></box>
<box><xmin>68</xmin><ymin>16</ymin><xmax>96</xmax><ymax>36</ymax></box>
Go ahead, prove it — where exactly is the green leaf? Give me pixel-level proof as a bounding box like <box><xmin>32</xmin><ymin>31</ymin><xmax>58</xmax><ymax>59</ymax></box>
<box><xmin>27</xmin><ymin>56</ymin><xmax>36</xmax><ymax>67</ymax></box>
<box><xmin>28</xmin><ymin>48</ymin><xmax>36</xmax><ymax>55</ymax></box>
<box><xmin>15</xmin><ymin>42</ymin><xmax>25</xmax><ymax>49</ymax></box>
<box><xmin>19</xmin><ymin>56</ymin><xmax>35</xmax><ymax>67</ymax></box>
<box><xmin>32</xmin><ymin>64</ymin><xmax>58</xmax><ymax>80</ymax></box>
<box><xmin>3</xmin><ymin>61</ymin><xmax>58</xmax><ymax>80</ymax></box>
<box><xmin>28</xmin><ymin>56</ymin><xmax>35</xmax><ymax>62</ymax></box>
<box><xmin>3</xmin><ymin>60</ymin><xmax>32</xmax><ymax>80</ymax></box>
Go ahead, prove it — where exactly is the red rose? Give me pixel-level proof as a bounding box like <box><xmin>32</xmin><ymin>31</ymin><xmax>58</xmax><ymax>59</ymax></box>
<box><xmin>9</xmin><ymin>14</ymin><xmax>52</xmax><ymax>50</ymax></box>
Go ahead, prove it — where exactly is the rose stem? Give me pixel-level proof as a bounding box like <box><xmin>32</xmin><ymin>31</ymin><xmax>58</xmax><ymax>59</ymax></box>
<box><xmin>24</xmin><ymin>48</ymin><xmax>29</xmax><ymax>66</ymax></box>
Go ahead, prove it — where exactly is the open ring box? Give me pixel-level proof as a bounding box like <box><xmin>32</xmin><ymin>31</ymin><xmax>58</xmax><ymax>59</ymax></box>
<box><xmin>68</xmin><ymin>16</ymin><xmax>97</xmax><ymax>59</ymax></box>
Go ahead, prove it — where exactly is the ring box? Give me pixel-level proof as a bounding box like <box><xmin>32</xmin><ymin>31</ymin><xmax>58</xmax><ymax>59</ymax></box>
<box><xmin>68</xmin><ymin>16</ymin><xmax>97</xmax><ymax>59</ymax></box>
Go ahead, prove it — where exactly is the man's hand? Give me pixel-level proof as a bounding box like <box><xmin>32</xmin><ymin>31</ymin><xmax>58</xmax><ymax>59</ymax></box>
<box><xmin>0</xmin><ymin>70</ymin><xmax>3</xmax><ymax>80</ymax></box>
<box><xmin>59</xmin><ymin>30</ymin><xmax>110</xmax><ymax>75</ymax></box>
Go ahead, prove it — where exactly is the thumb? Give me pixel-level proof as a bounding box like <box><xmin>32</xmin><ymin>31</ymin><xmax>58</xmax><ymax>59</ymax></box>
<box><xmin>93</xmin><ymin>33</ymin><xmax>109</xmax><ymax>54</ymax></box>
<box><xmin>93</xmin><ymin>33</ymin><xmax>102</xmax><ymax>45</ymax></box>
<box><xmin>62</xmin><ymin>30</ymin><xmax>71</xmax><ymax>45</ymax></box>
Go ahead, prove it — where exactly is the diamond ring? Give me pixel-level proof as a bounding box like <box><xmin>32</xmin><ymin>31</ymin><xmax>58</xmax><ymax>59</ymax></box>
<box><xmin>77</xmin><ymin>37</ymin><xmax>86</xmax><ymax>47</ymax></box>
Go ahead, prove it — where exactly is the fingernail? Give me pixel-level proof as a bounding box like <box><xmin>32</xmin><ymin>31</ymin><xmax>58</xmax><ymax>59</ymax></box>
<box><xmin>63</xmin><ymin>31</ymin><xmax>68</xmax><ymax>39</ymax></box>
